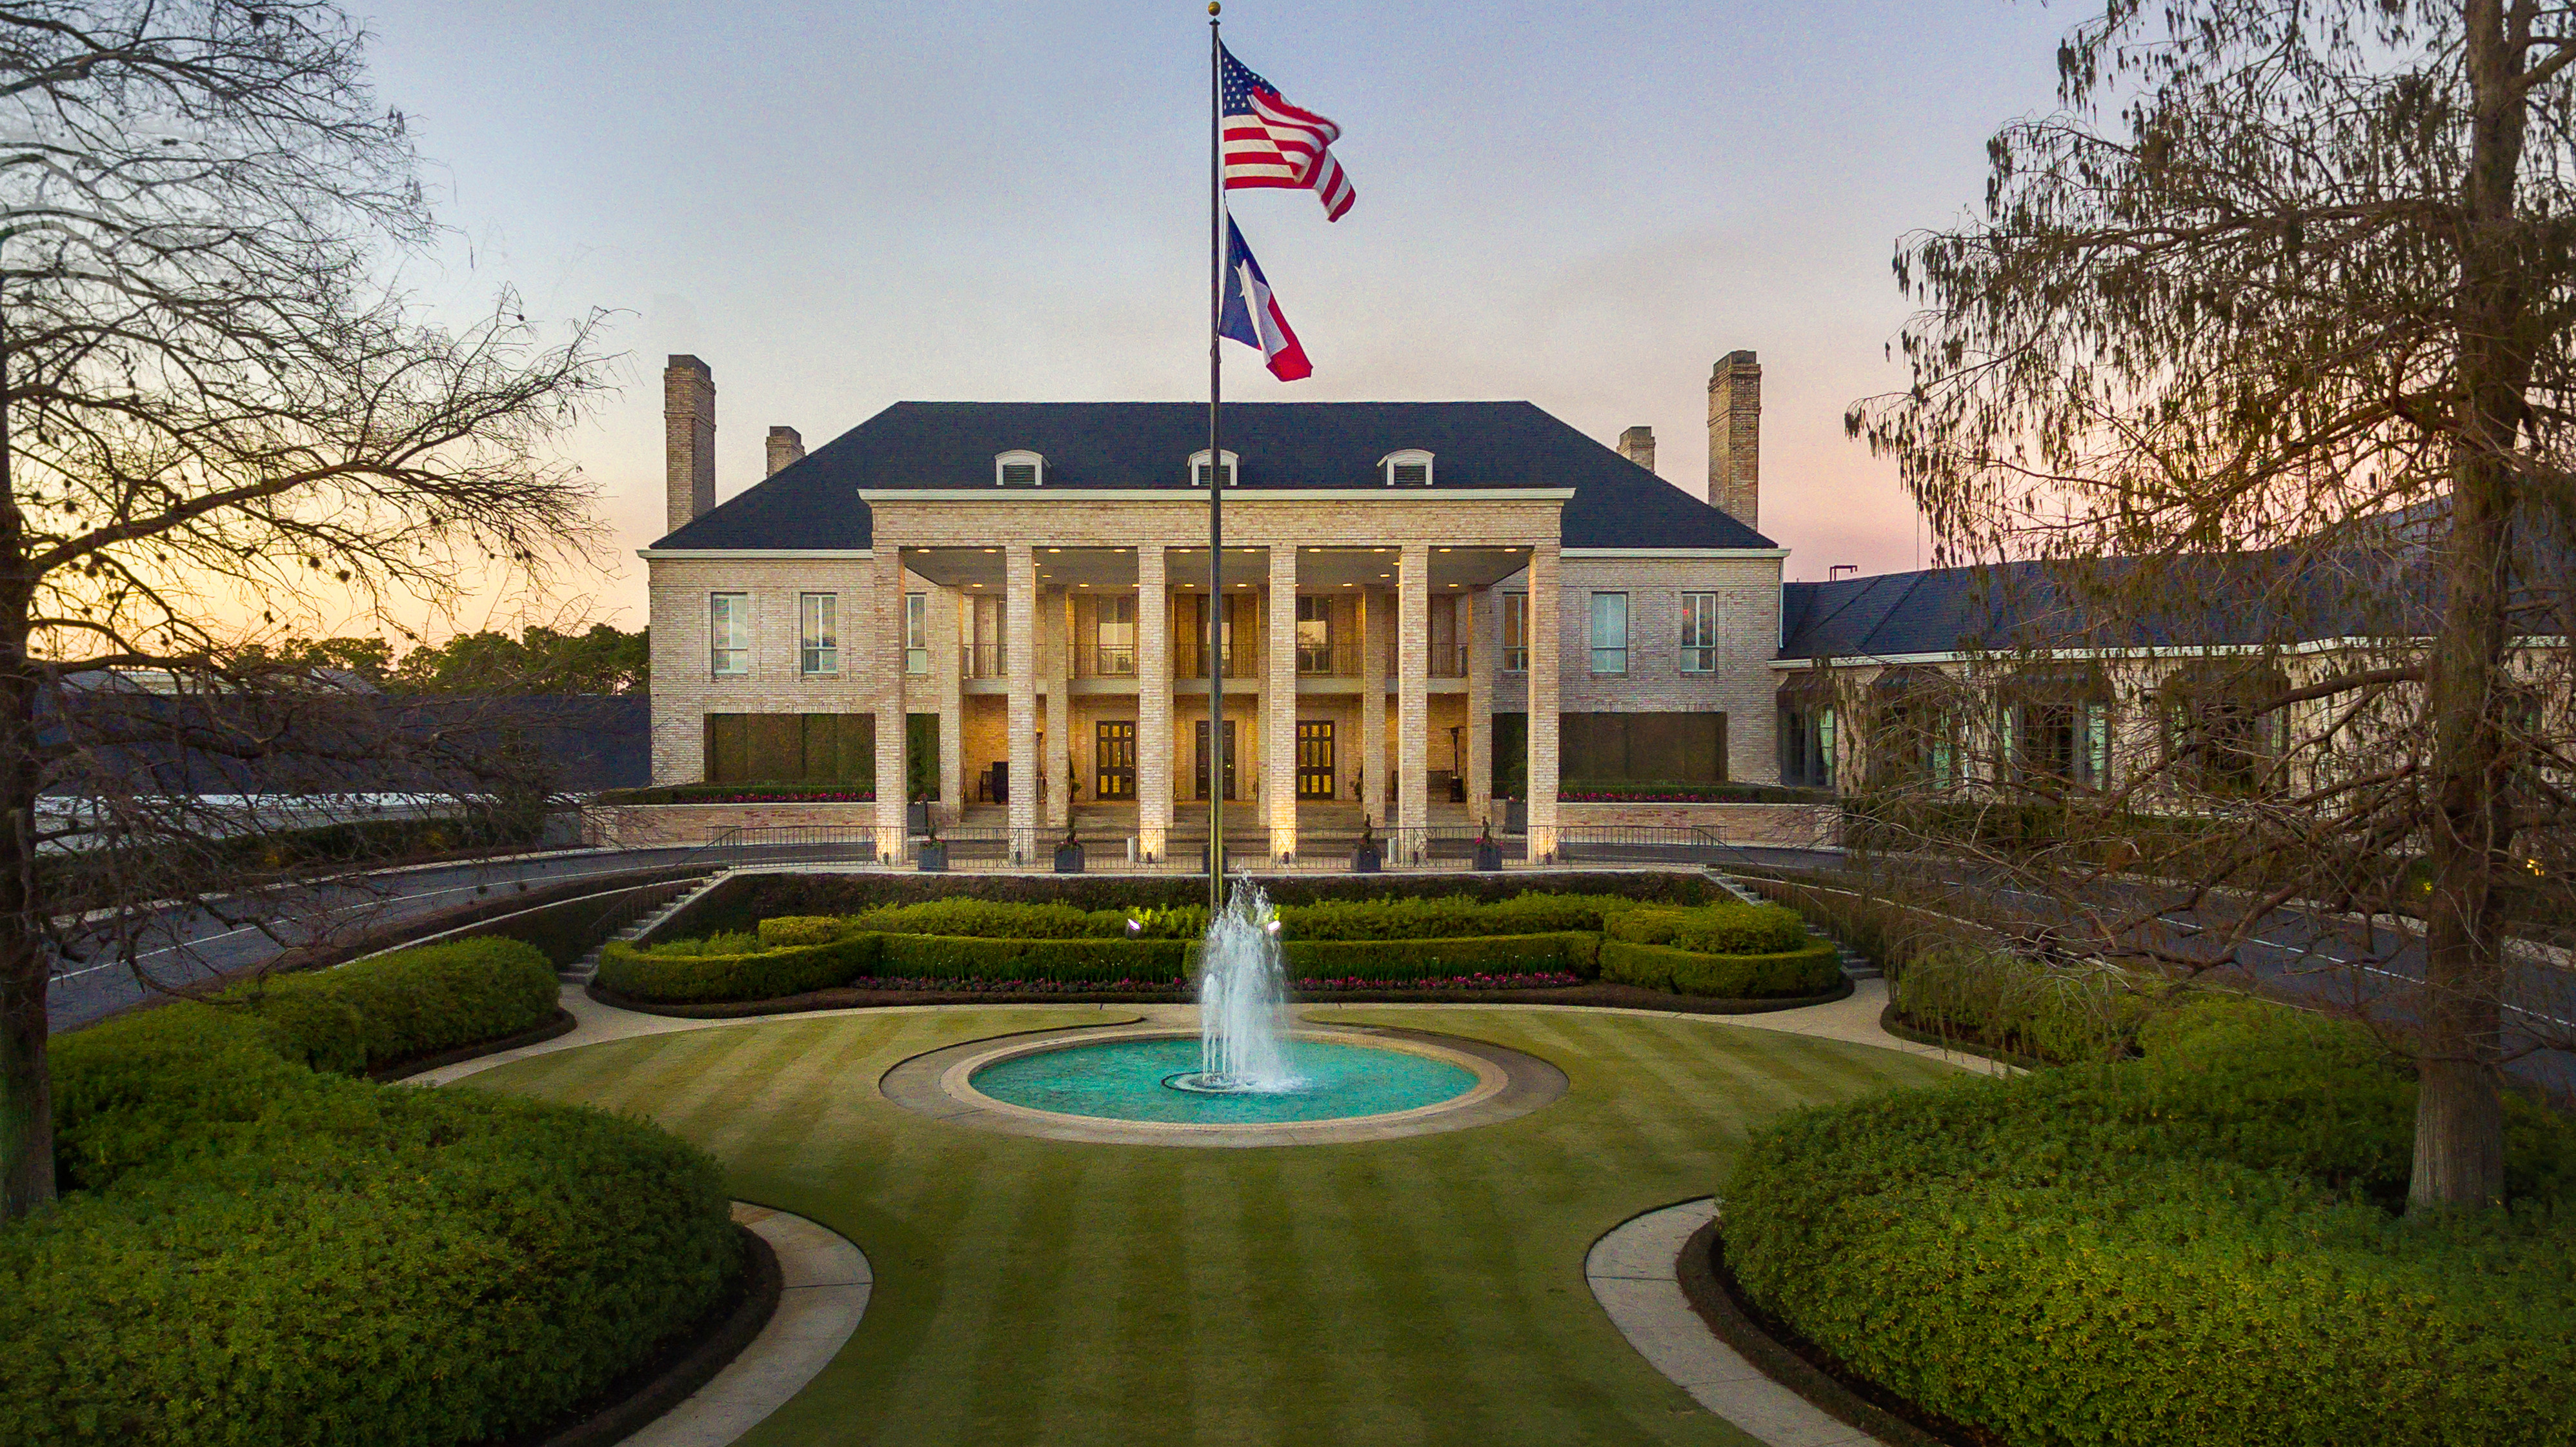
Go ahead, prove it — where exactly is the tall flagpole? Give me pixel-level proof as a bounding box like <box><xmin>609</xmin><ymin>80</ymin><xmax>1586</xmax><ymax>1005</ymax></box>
<box><xmin>1206</xmin><ymin>3</ymin><xmax>1225</xmax><ymax>911</ymax></box>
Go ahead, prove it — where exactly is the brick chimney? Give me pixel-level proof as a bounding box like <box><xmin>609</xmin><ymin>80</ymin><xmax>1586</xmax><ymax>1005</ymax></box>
<box><xmin>1616</xmin><ymin>425</ymin><xmax>1656</xmax><ymax>474</ymax></box>
<box><xmin>664</xmin><ymin>355</ymin><xmax>716</xmax><ymax>532</ymax></box>
<box><xmin>766</xmin><ymin>425</ymin><xmax>805</xmax><ymax>478</ymax></box>
<box><xmin>1707</xmin><ymin>350</ymin><xmax>1761</xmax><ymax>527</ymax></box>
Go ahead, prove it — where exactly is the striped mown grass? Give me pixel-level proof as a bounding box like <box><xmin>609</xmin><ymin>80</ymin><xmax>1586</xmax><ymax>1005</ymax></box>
<box><xmin>461</xmin><ymin>1005</ymin><xmax>1960</xmax><ymax>1447</ymax></box>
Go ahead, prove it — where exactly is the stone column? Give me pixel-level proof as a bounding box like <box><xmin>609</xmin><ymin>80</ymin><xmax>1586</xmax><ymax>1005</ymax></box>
<box><xmin>1045</xmin><ymin>586</ymin><xmax>1071</xmax><ymax>831</ymax></box>
<box><xmin>1526</xmin><ymin>543</ymin><xmax>1562</xmax><ymax>861</ymax></box>
<box><xmin>1266</xmin><ymin>551</ymin><xmax>1299</xmax><ymax>860</ymax></box>
<box><xmin>1005</xmin><ymin>544</ymin><xmax>1038</xmax><ymax>849</ymax></box>
<box><xmin>1359</xmin><ymin>587</ymin><xmax>1386</xmax><ymax>831</ymax></box>
<box><xmin>1466</xmin><ymin>585</ymin><xmax>1494</xmax><ymax>824</ymax></box>
<box><xmin>936</xmin><ymin>585</ymin><xmax>963</xmax><ymax>825</ymax></box>
<box><xmin>872</xmin><ymin>547</ymin><xmax>909</xmax><ymax>860</ymax></box>
<box><xmin>1136</xmin><ymin>550</ymin><xmax>1172</xmax><ymax>862</ymax></box>
<box><xmin>1398</xmin><ymin>543</ymin><xmax>1430</xmax><ymax>855</ymax></box>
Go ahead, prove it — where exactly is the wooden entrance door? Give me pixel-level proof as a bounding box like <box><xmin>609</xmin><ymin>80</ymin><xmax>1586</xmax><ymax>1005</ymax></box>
<box><xmin>1094</xmin><ymin>721</ymin><xmax>1137</xmax><ymax>800</ymax></box>
<box><xmin>1296</xmin><ymin>720</ymin><xmax>1337</xmax><ymax>800</ymax></box>
<box><xmin>1194</xmin><ymin>720</ymin><xmax>1237</xmax><ymax>800</ymax></box>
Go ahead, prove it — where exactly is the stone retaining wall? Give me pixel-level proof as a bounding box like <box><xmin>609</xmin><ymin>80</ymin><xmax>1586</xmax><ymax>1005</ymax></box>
<box><xmin>1557</xmin><ymin>801</ymin><xmax>1838</xmax><ymax>848</ymax></box>
<box><xmin>588</xmin><ymin>802</ymin><xmax>876</xmax><ymax>849</ymax></box>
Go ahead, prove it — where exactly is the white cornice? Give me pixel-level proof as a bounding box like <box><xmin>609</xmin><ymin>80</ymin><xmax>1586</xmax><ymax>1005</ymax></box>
<box><xmin>857</xmin><ymin>488</ymin><xmax>1576</xmax><ymax>503</ymax></box>
<box><xmin>1562</xmin><ymin>547</ymin><xmax>1790</xmax><ymax>560</ymax></box>
<box><xmin>638</xmin><ymin>549</ymin><xmax>876</xmax><ymax>560</ymax></box>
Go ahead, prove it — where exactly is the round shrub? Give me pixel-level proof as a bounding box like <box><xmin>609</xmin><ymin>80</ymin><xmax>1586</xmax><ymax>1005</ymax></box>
<box><xmin>1723</xmin><ymin>997</ymin><xmax>2576</xmax><ymax>1447</ymax></box>
<box><xmin>18</xmin><ymin>993</ymin><xmax>738</xmax><ymax>1446</ymax></box>
<box><xmin>225</xmin><ymin>938</ymin><xmax>559</xmax><ymax>1073</ymax></box>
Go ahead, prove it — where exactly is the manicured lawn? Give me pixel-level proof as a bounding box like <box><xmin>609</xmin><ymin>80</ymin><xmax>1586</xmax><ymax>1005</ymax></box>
<box><xmin>463</xmin><ymin>1006</ymin><xmax>1960</xmax><ymax>1447</ymax></box>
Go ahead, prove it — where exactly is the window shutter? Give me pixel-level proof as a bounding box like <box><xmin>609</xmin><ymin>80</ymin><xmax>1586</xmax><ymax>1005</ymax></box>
<box><xmin>1001</xmin><ymin>462</ymin><xmax>1037</xmax><ymax>487</ymax></box>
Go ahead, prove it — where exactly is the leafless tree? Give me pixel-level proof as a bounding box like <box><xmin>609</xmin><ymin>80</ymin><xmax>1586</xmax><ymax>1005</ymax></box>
<box><xmin>0</xmin><ymin>1</ymin><xmax>612</xmax><ymax>1219</ymax></box>
<box><xmin>1846</xmin><ymin>0</ymin><xmax>2576</xmax><ymax>1212</ymax></box>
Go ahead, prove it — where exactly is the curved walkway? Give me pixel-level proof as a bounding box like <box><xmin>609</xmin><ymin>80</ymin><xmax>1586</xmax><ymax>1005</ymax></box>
<box><xmin>1587</xmin><ymin>1200</ymin><xmax>1884</xmax><ymax>1447</ymax></box>
<box><xmin>629</xmin><ymin>1205</ymin><xmax>872</xmax><ymax>1447</ymax></box>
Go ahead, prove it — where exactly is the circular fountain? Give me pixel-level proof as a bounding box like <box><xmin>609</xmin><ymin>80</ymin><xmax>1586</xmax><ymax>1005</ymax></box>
<box><xmin>877</xmin><ymin>882</ymin><xmax>1568</xmax><ymax>1146</ymax></box>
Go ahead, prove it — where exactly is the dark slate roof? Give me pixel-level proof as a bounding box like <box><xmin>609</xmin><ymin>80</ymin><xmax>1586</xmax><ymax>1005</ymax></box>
<box><xmin>1776</xmin><ymin>554</ymin><xmax>2444</xmax><ymax>661</ymax></box>
<box><xmin>650</xmin><ymin>401</ymin><xmax>1775</xmax><ymax>552</ymax></box>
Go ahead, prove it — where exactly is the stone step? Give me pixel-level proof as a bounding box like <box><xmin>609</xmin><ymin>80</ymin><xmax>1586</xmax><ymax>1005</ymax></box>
<box><xmin>559</xmin><ymin>872</ymin><xmax>729</xmax><ymax>984</ymax></box>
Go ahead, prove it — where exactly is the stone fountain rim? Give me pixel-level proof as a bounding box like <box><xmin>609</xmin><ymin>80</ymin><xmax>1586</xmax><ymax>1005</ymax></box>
<box><xmin>878</xmin><ymin>1020</ymin><xmax>1569</xmax><ymax>1148</ymax></box>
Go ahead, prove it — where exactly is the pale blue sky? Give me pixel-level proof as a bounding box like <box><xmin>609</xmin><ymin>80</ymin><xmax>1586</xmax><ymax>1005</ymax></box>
<box><xmin>359</xmin><ymin>0</ymin><xmax>2073</xmax><ymax>629</ymax></box>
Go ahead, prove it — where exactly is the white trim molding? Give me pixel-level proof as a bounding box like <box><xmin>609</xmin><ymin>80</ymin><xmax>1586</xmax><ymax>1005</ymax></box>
<box><xmin>638</xmin><ymin>549</ymin><xmax>876</xmax><ymax>560</ymax></box>
<box><xmin>1563</xmin><ymin>547</ymin><xmax>1791</xmax><ymax>560</ymax></box>
<box><xmin>858</xmin><ymin>488</ymin><xmax>1577</xmax><ymax>503</ymax></box>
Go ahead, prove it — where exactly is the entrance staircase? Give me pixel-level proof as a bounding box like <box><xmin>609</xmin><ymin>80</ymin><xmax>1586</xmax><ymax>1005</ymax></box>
<box><xmin>559</xmin><ymin>873</ymin><xmax>730</xmax><ymax>986</ymax></box>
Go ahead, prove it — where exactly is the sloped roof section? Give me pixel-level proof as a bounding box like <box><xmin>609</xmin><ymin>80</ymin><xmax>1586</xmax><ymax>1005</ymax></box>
<box><xmin>649</xmin><ymin>401</ymin><xmax>1776</xmax><ymax>552</ymax></box>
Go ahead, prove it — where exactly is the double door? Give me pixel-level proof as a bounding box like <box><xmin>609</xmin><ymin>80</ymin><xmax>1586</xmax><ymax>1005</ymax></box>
<box><xmin>1094</xmin><ymin>721</ymin><xmax>1136</xmax><ymax>800</ymax></box>
<box><xmin>1296</xmin><ymin>721</ymin><xmax>1337</xmax><ymax>800</ymax></box>
<box><xmin>1194</xmin><ymin>720</ymin><xmax>1238</xmax><ymax>800</ymax></box>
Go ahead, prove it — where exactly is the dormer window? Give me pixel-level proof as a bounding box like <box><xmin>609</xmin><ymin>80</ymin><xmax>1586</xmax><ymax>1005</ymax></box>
<box><xmin>1189</xmin><ymin>449</ymin><xmax>1240</xmax><ymax>487</ymax></box>
<box><xmin>996</xmin><ymin>449</ymin><xmax>1045</xmax><ymax>487</ymax></box>
<box><xmin>1380</xmin><ymin>449</ymin><xmax>1434</xmax><ymax>487</ymax></box>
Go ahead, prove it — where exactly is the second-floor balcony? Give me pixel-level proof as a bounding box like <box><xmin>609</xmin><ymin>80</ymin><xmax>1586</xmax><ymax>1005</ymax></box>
<box><xmin>1172</xmin><ymin>639</ymin><xmax>1262</xmax><ymax>680</ymax></box>
<box><xmin>962</xmin><ymin>642</ymin><xmax>1007</xmax><ymax>680</ymax></box>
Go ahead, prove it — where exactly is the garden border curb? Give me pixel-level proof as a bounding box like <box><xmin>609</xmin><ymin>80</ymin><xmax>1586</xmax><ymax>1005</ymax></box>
<box><xmin>586</xmin><ymin>976</ymin><xmax>1853</xmax><ymax>1020</ymax></box>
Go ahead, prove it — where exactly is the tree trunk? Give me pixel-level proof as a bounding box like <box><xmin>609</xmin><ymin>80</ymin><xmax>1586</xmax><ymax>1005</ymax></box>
<box><xmin>2410</xmin><ymin>0</ymin><xmax>2526</xmax><ymax>1214</ymax></box>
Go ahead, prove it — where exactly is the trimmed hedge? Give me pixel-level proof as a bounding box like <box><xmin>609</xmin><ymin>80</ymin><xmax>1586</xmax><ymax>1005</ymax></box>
<box><xmin>1279</xmin><ymin>931</ymin><xmax>1603</xmax><ymax>980</ymax></box>
<box><xmin>1274</xmin><ymin>892</ymin><xmax>1636</xmax><ymax>940</ymax></box>
<box><xmin>1600</xmin><ymin>938</ymin><xmax>1842</xmax><ymax>997</ymax></box>
<box><xmin>226</xmin><ymin>938</ymin><xmax>559</xmax><ymax>1074</ymax></box>
<box><xmin>878</xmin><ymin>933</ymin><xmax>1191</xmax><ymax>983</ymax></box>
<box><xmin>1892</xmin><ymin>944</ymin><xmax>2157</xmax><ymax>1064</ymax></box>
<box><xmin>597</xmin><ymin>933</ymin><xmax>883</xmax><ymax>1004</ymax></box>
<box><xmin>16</xmin><ymin>995</ymin><xmax>736</xmax><ymax>1446</ymax></box>
<box><xmin>1604</xmin><ymin>902</ymin><xmax>1808</xmax><ymax>955</ymax></box>
<box><xmin>1724</xmin><ymin>997</ymin><xmax>2576</xmax><ymax>1447</ymax></box>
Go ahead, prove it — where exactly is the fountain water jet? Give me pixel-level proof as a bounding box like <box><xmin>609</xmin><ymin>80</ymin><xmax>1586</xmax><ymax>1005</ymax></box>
<box><xmin>1170</xmin><ymin>880</ymin><xmax>1299</xmax><ymax>1093</ymax></box>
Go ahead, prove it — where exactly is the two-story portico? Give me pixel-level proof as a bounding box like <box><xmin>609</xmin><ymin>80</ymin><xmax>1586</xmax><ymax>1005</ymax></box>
<box><xmin>640</xmin><ymin>356</ymin><xmax>1788</xmax><ymax>863</ymax></box>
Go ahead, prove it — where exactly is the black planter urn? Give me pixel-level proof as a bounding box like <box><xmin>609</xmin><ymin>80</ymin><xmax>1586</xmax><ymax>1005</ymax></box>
<box><xmin>1054</xmin><ymin>841</ymin><xmax>1086</xmax><ymax>874</ymax></box>
<box><xmin>1473</xmin><ymin>841</ymin><xmax>1504</xmax><ymax>871</ymax></box>
<box><xmin>1351</xmin><ymin>845</ymin><xmax>1382</xmax><ymax>873</ymax></box>
<box><xmin>916</xmin><ymin>840</ymin><xmax>948</xmax><ymax>873</ymax></box>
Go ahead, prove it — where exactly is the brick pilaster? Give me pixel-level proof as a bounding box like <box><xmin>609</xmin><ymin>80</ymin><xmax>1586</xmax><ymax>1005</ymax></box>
<box><xmin>873</xmin><ymin>545</ymin><xmax>908</xmax><ymax>859</ymax></box>
<box><xmin>935</xmin><ymin>585</ymin><xmax>963</xmax><ymax>825</ymax></box>
<box><xmin>1398</xmin><ymin>543</ymin><xmax>1430</xmax><ymax>849</ymax></box>
<box><xmin>1467</xmin><ymin>585</ymin><xmax>1493</xmax><ymax>822</ymax></box>
<box><xmin>1360</xmin><ymin>587</ymin><xmax>1386</xmax><ymax>827</ymax></box>
<box><xmin>1005</xmin><ymin>544</ymin><xmax>1038</xmax><ymax>846</ymax></box>
<box><xmin>1044</xmin><ymin>585</ymin><xmax>1071</xmax><ymax>831</ymax></box>
<box><xmin>1267</xmin><ymin>551</ymin><xmax>1299</xmax><ymax>859</ymax></box>
<box><xmin>1526</xmin><ymin>543</ymin><xmax>1561</xmax><ymax>860</ymax></box>
<box><xmin>1137</xmin><ymin>549</ymin><xmax>1172</xmax><ymax>860</ymax></box>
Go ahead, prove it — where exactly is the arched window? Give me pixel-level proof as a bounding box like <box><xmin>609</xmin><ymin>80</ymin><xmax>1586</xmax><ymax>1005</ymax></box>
<box><xmin>1379</xmin><ymin>449</ymin><xmax>1434</xmax><ymax>486</ymax></box>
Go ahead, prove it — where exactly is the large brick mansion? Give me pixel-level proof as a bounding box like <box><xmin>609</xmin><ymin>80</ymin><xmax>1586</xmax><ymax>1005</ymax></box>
<box><xmin>640</xmin><ymin>352</ymin><xmax>1787</xmax><ymax>861</ymax></box>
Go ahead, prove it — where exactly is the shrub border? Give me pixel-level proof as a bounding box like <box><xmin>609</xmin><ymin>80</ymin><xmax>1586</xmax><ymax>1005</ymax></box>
<box><xmin>1674</xmin><ymin>1218</ymin><xmax>1977</xmax><ymax>1447</ymax></box>
<box><xmin>583</xmin><ymin>975</ymin><xmax>1853</xmax><ymax>1019</ymax></box>
<box><xmin>1873</xmin><ymin>1001</ymin><xmax>2055</xmax><ymax>1073</ymax></box>
<box><xmin>370</xmin><ymin>1006</ymin><xmax>581</xmax><ymax>1082</ymax></box>
<box><xmin>518</xmin><ymin>1221</ymin><xmax>781</xmax><ymax>1447</ymax></box>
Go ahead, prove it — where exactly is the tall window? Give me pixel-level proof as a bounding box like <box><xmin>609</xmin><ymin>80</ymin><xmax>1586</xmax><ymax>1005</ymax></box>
<box><xmin>1679</xmin><ymin>592</ymin><xmax>1718</xmax><ymax>673</ymax></box>
<box><xmin>1096</xmin><ymin>594</ymin><xmax>1136</xmax><ymax>675</ymax></box>
<box><xmin>1295</xmin><ymin>594</ymin><xmax>1333</xmax><ymax>673</ymax></box>
<box><xmin>1502</xmin><ymin>592</ymin><xmax>1528</xmax><ymax>673</ymax></box>
<box><xmin>711</xmin><ymin>592</ymin><xmax>750</xmax><ymax>675</ymax></box>
<box><xmin>903</xmin><ymin>592</ymin><xmax>929</xmax><ymax>674</ymax></box>
<box><xmin>1589</xmin><ymin>592</ymin><xmax>1628</xmax><ymax>674</ymax></box>
<box><xmin>798</xmin><ymin>594</ymin><xmax>838</xmax><ymax>674</ymax></box>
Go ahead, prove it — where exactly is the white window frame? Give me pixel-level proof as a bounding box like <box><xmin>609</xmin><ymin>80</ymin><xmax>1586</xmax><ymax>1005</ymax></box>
<box><xmin>1378</xmin><ymin>448</ymin><xmax>1435</xmax><ymax>487</ymax></box>
<box><xmin>800</xmin><ymin>592</ymin><xmax>838</xmax><ymax>675</ymax></box>
<box><xmin>710</xmin><ymin>592</ymin><xmax>751</xmax><ymax>676</ymax></box>
<box><xmin>1502</xmin><ymin>592</ymin><xmax>1528</xmax><ymax>673</ymax></box>
<box><xmin>1188</xmin><ymin>449</ymin><xmax>1240</xmax><ymax>487</ymax></box>
<box><xmin>995</xmin><ymin>449</ymin><xmax>1045</xmax><ymax>487</ymax></box>
<box><xmin>1679</xmin><ymin>592</ymin><xmax>1718</xmax><ymax>673</ymax></box>
<box><xmin>904</xmin><ymin>592</ymin><xmax>929</xmax><ymax>674</ymax></box>
<box><xmin>1589</xmin><ymin>592</ymin><xmax>1629</xmax><ymax>674</ymax></box>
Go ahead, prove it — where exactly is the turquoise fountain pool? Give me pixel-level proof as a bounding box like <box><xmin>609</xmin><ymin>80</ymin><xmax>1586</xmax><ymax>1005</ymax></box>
<box><xmin>967</xmin><ymin>1036</ymin><xmax>1480</xmax><ymax>1125</ymax></box>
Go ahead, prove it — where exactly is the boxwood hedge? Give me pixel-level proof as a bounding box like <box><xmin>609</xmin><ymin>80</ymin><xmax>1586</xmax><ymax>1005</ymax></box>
<box><xmin>1724</xmin><ymin>997</ymin><xmax>2576</xmax><ymax>1447</ymax></box>
<box><xmin>1279</xmin><ymin>931</ymin><xmax>1602</xmax><ymax>980</ymax></box>
<box><xmin>15</xmin><ymin>985</ymin><xmax>737</xmax><ymax>1446</ymax></box>
<box><xmin>224</xmin><ymin>938</ymin><xmax>559</xmax><ymax>1074</ymax></box>
<box><xmin>1598</xmin><ymin>938</ymin><xmax>1840</xmax><ymax>997</ymax></box>
<box><xmin>597</xmin><ymin>933</ymin><xmax>884</xmax><ymax>1003</ymax></box>
<box><xmin>1604</xmin><ymin>902</ymin><xmax>1808</xmax><ymax>956</ymax></box>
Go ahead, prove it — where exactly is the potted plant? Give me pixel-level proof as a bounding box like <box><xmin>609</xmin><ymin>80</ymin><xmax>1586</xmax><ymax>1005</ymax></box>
<box><xmin>916</xmin><ymin>806</ymin><xmax>947</xmax><ymax>872</ymax></box>
<box><xmin>1473</xmin><ymin>816</ymin><xmax>1504</xmax><ymax>872</ymax></box>
<box><xmin>1351</xmin><ymin>816</ymin><xmax>1382</xmax><ymax>873</ymax></box>
<box><xmin>1053</xmin><ymin>822</ymin><xmax>1085</xmax><ymax>874</ymax></box>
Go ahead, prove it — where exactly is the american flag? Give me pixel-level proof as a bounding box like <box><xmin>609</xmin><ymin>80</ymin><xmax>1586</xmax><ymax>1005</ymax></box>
<box><xmin>1220</xmin><ymin>43</ymin><xmax>1355</xmax><ymax>221</ymax></box>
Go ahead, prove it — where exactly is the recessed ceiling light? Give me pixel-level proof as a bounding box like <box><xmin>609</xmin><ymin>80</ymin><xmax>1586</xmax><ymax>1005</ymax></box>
<box><xmin>1438</xmin><ymin>547</ymin><xmax>1453</xmax><ymax>552</ymax></box>
<box><xmin>1046</xmin><ymin>547</ymin><xmax>1063</xmax><ymax>553</ymax></box>
<box><xmin>1379</xmin><ymin>574</ymin><xmax>1392</xmax><ymax>579</ymax></box>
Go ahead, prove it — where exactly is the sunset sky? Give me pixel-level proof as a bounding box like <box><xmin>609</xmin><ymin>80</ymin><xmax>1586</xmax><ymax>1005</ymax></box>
<box><xmin>359</xmin><ymin>0</ymin><xmax>2074</xmax><ymax>636</ymax></box>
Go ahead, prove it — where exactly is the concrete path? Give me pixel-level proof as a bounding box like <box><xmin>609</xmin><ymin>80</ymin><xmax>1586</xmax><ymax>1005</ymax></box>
<box><xmin>1587</xmin><ymin>1200</ymin><xmax>1885</xmax><ymax>1447</ymax></box>
<box><xmin>626</xmin><ymin>1204</ymin><xmax>871</xmax><ymax>1447</ymax></box>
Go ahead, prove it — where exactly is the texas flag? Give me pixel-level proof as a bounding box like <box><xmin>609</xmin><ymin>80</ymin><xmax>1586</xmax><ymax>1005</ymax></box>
<box><xmin>1218</xmin><ymin>218</ymin><xmax>1312</xmax><ymax>381</ymax></box>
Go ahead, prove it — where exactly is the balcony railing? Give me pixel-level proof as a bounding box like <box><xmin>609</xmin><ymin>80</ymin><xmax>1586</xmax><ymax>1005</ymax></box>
<box><xmin>961</xmin><ymin>643</ymin><xmax>1007</xmax><ymax>680</ymax></box>
<box><xmin>1072</xmin><ymin>644</ymin><xmax>1137</xmax><ymax>680</ymax></box>
<box><xmin>1296</xmin><ymin>641</ymin><xmax>1363</xmax><ymax>677</ymax></box>
<box><xmin>1172</xmin><ymin>640</ymin><xmax>1262</xmax><ymax>680</ymax></box>
<box><xmin>1378</xmin><ymin>643</ymin><xmax>1471</xmax><ymax>679</ymax></box>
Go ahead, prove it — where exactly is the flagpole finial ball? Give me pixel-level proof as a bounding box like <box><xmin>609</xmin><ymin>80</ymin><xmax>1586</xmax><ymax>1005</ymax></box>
<box><xmin>1209</xmin><ymin>3</ymin><xmax>1220</xmax><ymax>14</ymax></box>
